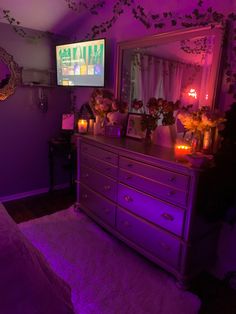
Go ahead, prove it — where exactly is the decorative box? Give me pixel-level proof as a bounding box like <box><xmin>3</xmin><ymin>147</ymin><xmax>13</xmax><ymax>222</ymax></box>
<box><xmin>105</xmin><ymin>125</ymin><xmax>122</xmax><ymax>138</ymax></box>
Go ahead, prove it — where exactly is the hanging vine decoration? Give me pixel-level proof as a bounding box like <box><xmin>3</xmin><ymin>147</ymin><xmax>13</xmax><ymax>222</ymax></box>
<box><xmin>84</xmin><ymin>1</ymin><xmax>225</xmax><ymax>39</ymax></box>
<box><xmin>180</xmin><ymin>37</ymin><xmax>213</xmax><ymax>55</ymax></box>
<box><xmin>224</xmin><ymin>14</ymin><xmax>236</xmax><ymax>99</ymax></box>
<box><xmin>64</xmin><ymin>0</ymin><xmax>106</xmax><ymax>15</ymax></box>
<box><xmin>1</xmin><ymin>10</ymin><xmax>46</xmax><ymax>40</ymax></box>
<box><xmin>84</xmin><ymin>0</ymin><xmax>134</xmax><ymax>39</ymax></box>
<box><xmin>180</xmin><ymin>36</ymin><xmax>214</xmax><ymax>64</ymax></box>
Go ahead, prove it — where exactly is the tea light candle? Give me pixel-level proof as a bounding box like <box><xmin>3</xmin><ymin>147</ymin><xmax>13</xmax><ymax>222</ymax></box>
<box><xmin>174</xmin><ymin>144</ymin><xmax>192</xmax><ymax>161</ymax></box>
<box><xmin>78</xmin><ymin>119</ymin><xmax>88</xmax><ymax>134</ymax></box>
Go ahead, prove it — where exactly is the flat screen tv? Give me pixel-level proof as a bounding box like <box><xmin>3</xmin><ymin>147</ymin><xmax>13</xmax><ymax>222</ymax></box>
<box><xmin>56</xmin><ymin>38</ymin><xmax>105</xmax><ymax>87</ymax></box>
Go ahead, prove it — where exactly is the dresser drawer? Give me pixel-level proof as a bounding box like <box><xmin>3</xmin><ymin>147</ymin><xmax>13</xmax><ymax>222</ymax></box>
<box><xmin>119</xmin><ymin>169</ymin><xmax>187</xmax><ymax>207</ymax></box>
<box><xmin>79</xmin><ymin>184</ymin><xmax>116</xmax><ymax>226</ymax></box>
<box><xmin>81</xmin><ymin>142</ymin><xmax>118</xmax><ymax>165</ymax></box>
<box><xmin>80</xmin><ymin>165</ymin><xmax>117</xmax><ymax>201</ymax></box>
<box><xmin>119</xmin><ymin>157</ymin><xmax>189</xmax><ymax>191</ymax></box>
<box><xmin>81</xmin><ymin>152</ymin><xmax>118</xmax><ymax>178</ymax></box>
<box><xmin>118</xmin><ymin>183</ymin><xmax>185</xmax><ymax>236</ymax></box>
<box><xmin>116</xmin><ymin>207</ymin><xmax>181</xmax><ymax>269</ymax></box>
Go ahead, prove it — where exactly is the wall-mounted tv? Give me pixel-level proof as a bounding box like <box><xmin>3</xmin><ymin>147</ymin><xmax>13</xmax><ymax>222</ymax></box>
<box><xmin>56</xmin><ymin>38</ymin><xmax>105</xmax><ymax>87</ymax></box>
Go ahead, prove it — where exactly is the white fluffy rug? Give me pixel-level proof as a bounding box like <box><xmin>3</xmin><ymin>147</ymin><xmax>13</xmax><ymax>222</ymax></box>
<box><xmin>19</xmin><ymin>207</ymin><xmax>201</xmax><ymax>314</ymax></box>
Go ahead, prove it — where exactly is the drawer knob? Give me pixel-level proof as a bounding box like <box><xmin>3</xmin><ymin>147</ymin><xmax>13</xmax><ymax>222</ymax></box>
<box><xmin>82</xmin><ymin>193</ymin><xmax>88</xmax><ymax>199</ymax></box>
<box><xmin>123</xmin><ymin>221</ymin><xmax>130</xmax><ymax>227</ymax></box>
<box><xmin>167</xmin><ymin>190</ymin><xmax>176</xmax><ymax>196</ymax></box>
<box><xmin>124</xmin><ymin>195</ymin><xmax>133</xmax><ymax>202</ymax></box>
<box><xmin>161</xmin><ymin>213</ymin><xmax>174</xmax><ymax>221</ymax></box>
<box><xmin>168</xmin><ymin>176</ymin><xmax>176</xmax><ymax>183</ymax></box>
<box><xmin>104</xmin><ymin>185</ymin><xmax>111</xmax><ymax>191</ymax></box>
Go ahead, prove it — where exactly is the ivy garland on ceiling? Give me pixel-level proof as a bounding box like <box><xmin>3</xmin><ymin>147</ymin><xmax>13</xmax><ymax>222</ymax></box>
<box><xmin>1</xmin><ymin>0</ymin><xmax>236</xmax><ymax>100</ymax></box>
<box><xmin>0</xmin><ymin>1</ymin><xmax>105</xmax><ymax>40</ymax></box>
<box><xmin>64</xmin><ymin>0</ymin><xmax>106</xmax><ymax>14</ymax></box>
<box><xmin>1</xmin><ymin>10</ymin><xmax>50</xmax><ymax>40</ymax></box>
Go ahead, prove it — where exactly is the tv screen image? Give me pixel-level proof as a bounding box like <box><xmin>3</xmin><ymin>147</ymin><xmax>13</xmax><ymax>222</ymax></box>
<box><xmin>56</xmin><ymin>38</ymin><xmax>105</xmax><ymax>87</ymax></box>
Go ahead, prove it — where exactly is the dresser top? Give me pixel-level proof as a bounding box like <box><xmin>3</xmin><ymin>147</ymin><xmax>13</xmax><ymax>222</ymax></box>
<box><xmin>77</xmin><ymin>134</ymin><xmax>201</xmax><ymax>173</ymax></box>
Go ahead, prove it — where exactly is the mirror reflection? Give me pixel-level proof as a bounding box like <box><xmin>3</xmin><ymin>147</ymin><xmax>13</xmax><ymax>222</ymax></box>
<box><xmin>116</xmin><ymin>25</ymin><xmax>223</xmax><ymax>114</ymax></box>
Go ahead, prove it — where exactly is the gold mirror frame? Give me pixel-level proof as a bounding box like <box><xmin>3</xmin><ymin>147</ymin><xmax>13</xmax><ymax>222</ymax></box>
<box><xmin>115</xmin><ymin>24</ymin><xmax>224</xmax><ymax>111</ymax></box>
<box><xmin>0</xmin><ymin>47</ymin><xmax>21</xmax><ymax>101</ymax></box>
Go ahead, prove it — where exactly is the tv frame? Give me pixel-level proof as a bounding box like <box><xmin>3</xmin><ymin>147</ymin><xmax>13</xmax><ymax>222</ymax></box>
<box><xmin>55</xmin><ymin>38</ymin><xmax>106</xmax><ymax>88</ymax></box>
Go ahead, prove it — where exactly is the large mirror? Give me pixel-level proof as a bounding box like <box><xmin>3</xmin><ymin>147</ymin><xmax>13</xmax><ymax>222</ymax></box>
<box><xmin>0</xmin><ymin>47</ymin><xmax>21</xmax><ymax>101</ymax></box>
<box><xmin>115</xmin><ymin>25</ymin><xmax>223</xmax><ymax>113</ymax></box>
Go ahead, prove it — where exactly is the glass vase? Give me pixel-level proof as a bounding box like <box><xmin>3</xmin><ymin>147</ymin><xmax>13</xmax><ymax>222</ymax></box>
<box><xmin>202</xmin><ymin>127</ymin><xmax>212</xmax><ymax>154</ymax></box>
<box><xmin>145</xmin><ymin>128</ymin><xmax>152</xmax><ymax>144</ymax></box>
<box><xmin>191</xmin><ymin>131</ymin><xmax>203</xmax><ymax>153</ymax></box>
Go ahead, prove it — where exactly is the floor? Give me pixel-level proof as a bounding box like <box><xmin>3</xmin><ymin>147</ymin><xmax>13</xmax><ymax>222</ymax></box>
<box><xmin>4</xmin><ymin>188</ymin><xmax>76</xmax><ymax>223</ymax></box>
<box><xmin>3</xmin><ymin>188</ymin><xmax>236</xmax><ymax>314</ymax></box>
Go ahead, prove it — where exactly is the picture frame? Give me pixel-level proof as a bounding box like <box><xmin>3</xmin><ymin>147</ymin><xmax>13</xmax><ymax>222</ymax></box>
<box><xmin>61</xmin><ymin>113</ymin><xmax>75</xmax><ymax>131</ymax></box>
<box><xmin>126</xmin><ymin>113</ymin><xmax>146</xmax><ymax>139</ymax></box>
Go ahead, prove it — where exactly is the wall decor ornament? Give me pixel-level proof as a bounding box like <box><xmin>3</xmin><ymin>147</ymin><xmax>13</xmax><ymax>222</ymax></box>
<box><xmin>0</xmin><ymin>47</ymin><xmax>21</xmax><ymax>101</ymax></box>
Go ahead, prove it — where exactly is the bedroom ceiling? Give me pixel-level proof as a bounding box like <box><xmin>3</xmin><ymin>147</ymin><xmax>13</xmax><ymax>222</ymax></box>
<box><xmin>0</xmin><ymin>0</ymin><xmax>85</xmax><ymax>35</ymax></box>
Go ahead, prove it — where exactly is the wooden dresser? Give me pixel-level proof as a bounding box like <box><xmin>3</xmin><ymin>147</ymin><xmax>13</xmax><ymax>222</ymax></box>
<box><xmin>76</xmin><ymin>135</ymin><xmax>220</xmax><ymax>287</ymax></box>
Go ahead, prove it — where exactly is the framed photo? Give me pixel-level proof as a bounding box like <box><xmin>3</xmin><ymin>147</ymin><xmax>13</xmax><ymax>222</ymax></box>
<box><xmin>126</xmin><ymin>113</ymin><xmax>146</xmax><ymax>139</ymax></box>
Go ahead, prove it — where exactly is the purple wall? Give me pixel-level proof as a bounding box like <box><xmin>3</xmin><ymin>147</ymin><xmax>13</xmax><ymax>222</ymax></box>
<box><xmin>0</xmin><ymin>23</ymin><xmax>71</xmax><ymax>200</ymax></box>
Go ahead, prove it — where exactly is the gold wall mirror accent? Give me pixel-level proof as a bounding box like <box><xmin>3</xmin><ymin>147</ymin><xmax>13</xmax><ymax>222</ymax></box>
<box><xmin>0</xmin><ymin>47</ymin><xmax>21</xmax><ymax>101</ymax></box>
<box><xmin>115</xmin><ymin>25</ymin><xmax>224</xmax><ymax>112</ymax></box>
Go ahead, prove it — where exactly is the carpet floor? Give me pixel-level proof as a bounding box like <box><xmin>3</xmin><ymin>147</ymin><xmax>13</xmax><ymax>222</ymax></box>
<box><xmin>19</xmin><ymin>207</ymin><xmax>201</xmax><ymax>314</ymax></box>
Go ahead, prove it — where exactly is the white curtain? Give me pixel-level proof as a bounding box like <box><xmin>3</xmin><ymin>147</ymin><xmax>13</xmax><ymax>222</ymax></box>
<box><xmin>131</xmin><ymin>53</ymin><xmax>143</xmax><ymax>101</ymax></box>
<box><xmin>131</xmin><ymin>54</ymin><xmax>184</xmax><ymax>108</ymax></box>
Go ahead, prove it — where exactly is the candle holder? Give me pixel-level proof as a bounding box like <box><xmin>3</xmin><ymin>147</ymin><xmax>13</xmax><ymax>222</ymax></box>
<box><xmin>88</xmin><ymin>118</ymin><xmax>95</xmax><ymax>134</ymax></box>
<box><xmin>174</xmin><ymin>143</ymin><xmax>192</xmax><ymax>161</ymax></box>
<box><xmin>78</xmin><ymin>119</ymin><xmax>88</xmax><ymax>134</ymax></box>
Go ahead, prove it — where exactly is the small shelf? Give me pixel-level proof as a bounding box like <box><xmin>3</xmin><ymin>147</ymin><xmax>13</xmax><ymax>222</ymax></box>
<box><xmin>22</xmin><ymin>68</ymin><xmax>56</xmax><ymax>87</ymax></box>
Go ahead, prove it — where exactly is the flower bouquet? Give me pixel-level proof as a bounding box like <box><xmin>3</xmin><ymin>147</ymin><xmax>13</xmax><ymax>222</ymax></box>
<box><xmin>177</xmin><ymin>105</ymin><xmax>226</xmax><ymax>153</ymax></box>
<box><xmin>89</xmin><ymin>89</ymin><xmax>128</xmax><ymax>135</ymax></box>
<box><xmin>141</xmin><ymin>97</ymin><xmax>177</xmax><ymax>146</ymax></box>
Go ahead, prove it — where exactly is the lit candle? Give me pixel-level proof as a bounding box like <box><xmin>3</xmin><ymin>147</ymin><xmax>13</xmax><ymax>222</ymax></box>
<box><xmin>174</xmin><ymin>144</ymin><xmax>192</xmax><ymax>161</ymax></box>
<box><xmin>78</xmin><ymin>119</ymin><xmax>88</xmax><ymax>134</ymax></box>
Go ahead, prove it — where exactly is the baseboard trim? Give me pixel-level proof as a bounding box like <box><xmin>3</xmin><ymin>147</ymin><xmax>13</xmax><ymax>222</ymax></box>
<box><xmin>0</xmin><ymin>183</ymin><xmax>70</xmax><ymax>203</ymax></box>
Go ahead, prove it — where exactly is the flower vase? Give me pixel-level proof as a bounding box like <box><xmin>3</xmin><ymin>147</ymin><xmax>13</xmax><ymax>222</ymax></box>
<box><xmin>152</xmin><ymin>125</ymin><xmax>176</xmax><ymax>148</ymax></box>
<box><xmin>94</xmin><ymin>116</ymin><xmax>105</xmax><ymax>136</ymax></box>
<box><xmin>211</xmin><ymin>127</ymin><xmax>220</xmax><ymax>154</ymax></box>
<box><xmin>144</xmin><ymin>128</ymin><xmax>152</xmax><ymax>144</ymax></box>
<box><xmin>191</xmin><ymin>131</ymin><xmax>203</xmax><ymax>153</ymax></box>
<box><xmin>202</xmin><ymin>127</ymin><xmax>212</xmax><ymax>154</ymax></box>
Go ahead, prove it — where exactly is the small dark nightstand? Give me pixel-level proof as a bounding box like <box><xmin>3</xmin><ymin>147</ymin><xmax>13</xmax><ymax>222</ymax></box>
<box><xmin>48</xmin><ymin>135</ymin><xmax>76</xmax><ymax>192</ymax></box>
